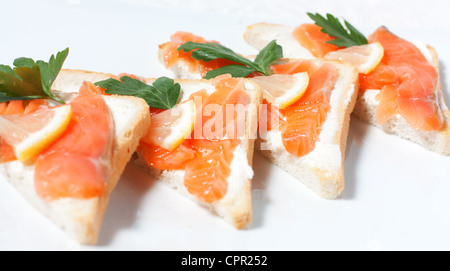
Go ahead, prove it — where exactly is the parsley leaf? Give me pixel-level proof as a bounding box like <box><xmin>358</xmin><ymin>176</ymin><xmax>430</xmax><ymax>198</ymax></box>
<box><xmin>36</xmin><ymin>48</ymin><xmax>69</xmax><ymax>99</ymax></box>
<box><xmin>0</xmin><ymin>93</ymin><xmax>40</xmax><ymax>103</ymax></box>
<box><xmin>0</xmin><ymin>65</ymin><xmax>17</xmax><ymax>76</ymax></box>
<box><xmin>94</xmin><ymin>76</ymin><xmax>181</xmax><ymax>109</ymax></box>
<box><xmin>0</xmin><ymin>48</ymin><xmax>69</xmax><ymax>104</ymax></box>
<box><xmin>178</xmin><ymin>40</ymin><xmax>283</xmax><ymax>78</ymax></box>
<box><xmin>204</xmin><ymin>65</ymin><xmax>256</xmax><ymax>80</ymax></box>
<box><xmin>307</xmin><ymin>13</ymin><xmax>368</xmax><ymax>47</ymax></box>
<box><xmin>179</xmin><ymin>42</ymin><xmax>258</xmax><ymax>69</ymax></box>
<box><xmin>253</xmin><ymin>40</ymin><xmax>283</xmax><ymax>75</ymax></box>
<box><xmin>13</xmin><ymin>58</ymin><xmax>35</xmax><ymax>68</ymax></box>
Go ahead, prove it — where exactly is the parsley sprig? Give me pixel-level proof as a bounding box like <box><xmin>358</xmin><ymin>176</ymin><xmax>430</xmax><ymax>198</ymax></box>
<box><xmin>0</xmin><ymin>48</ymin><xmax>69</xmax><ymax>104</ymax></box>
<box><xmin>95</xmin><ymin>76</ymin><xmax>181</xmax><ymax>109</ymax></box>
<box><xmin>178</xmin><ymin>40</ymin><xmax>283</xmax><ymax>79</ymax></box>
<box><xmin>307</xmin><ymin>13</ymin><xmax>368</xmax><ymax>47</ymax></box>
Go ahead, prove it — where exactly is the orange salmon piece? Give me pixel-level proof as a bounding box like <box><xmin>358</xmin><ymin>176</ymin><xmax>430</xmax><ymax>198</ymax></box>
<box><xmin>79</xmin><ymin>81</ymin><xmax>105</xmax><ymax>95</ymax></box>
<box><xmin>293</xmin><ymin>24</ymin><xmax>339</xmax><ymax>58</ymax></box>
<box><xmin>202</xmin><ymin>76</ymin><xmax>250</xmax><ymax>140</ymax></box>
<box><xmin>183</xmin><ymin>76</ymin><xmax>249</xmax><ymax>203</ymax></box>
<box><xmin>259</xmin><ymin>99</ymin><xmax>285</xmax><ymax>132</ymax></box>
<box><xmin>138</xmin><ymin>142</ymin><xmax>195</xmax><ymax>170</ymax></box>
<box><xmin>4</xmin><ymin>100</ymin><xmax>25</xmax><ymax>115</ymax></box>
<box><xmin>360</xmin><ymin>27</ymin><xmax>442</xmax><ymax>131</ymax></box>
<box><xmin>34</xmin><ymin>88</ymin><xmax>112</xmax><ymax>200</ymax></box>
<box><xmin>184</xmin><ymin>139</ymin><xmax>238</xmax><ymax>203</ymax></box>
<box><xmin>0</xmin><ymin>138</ymin><xmax>15</xmax><ymax>163</ymax></box>
<box><xmin>23</xmin><ymin>99</ymin><xmax>48</xmax><ymax>114</ymax></box>
<box><xmin>270</xmin><ymin>61</ymin><xmax>337</xmax><ymax>157</ymax></box>
<box><xmin>34</xmin><ymin>152</ymin><xmax>105</xmax><ymax>199</ymax></box>
<box><xmin>161</xmin><ymin>32</ymin><xmax>239</xmax><ymax>77</ymax></box>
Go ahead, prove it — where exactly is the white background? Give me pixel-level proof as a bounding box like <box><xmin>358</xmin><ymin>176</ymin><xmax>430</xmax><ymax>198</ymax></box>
<box><xmin>0</xmin><ymin>0</ymin><xmax>449</xmax><ymax>251</ymax></box>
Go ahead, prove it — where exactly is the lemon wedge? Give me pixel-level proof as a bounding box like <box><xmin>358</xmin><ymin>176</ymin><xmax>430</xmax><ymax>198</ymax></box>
<box><xmin>142</xmin><ymin>100</ymin><xmax>196</xmax><ymax>151</ymax></box>
<box><xmin>251</xmin><ymin>72</ymin><xmax>309</xmax><ymax>109</ymax></box>
<box><xmin>0</xmin><ymin>105</ymin><xmax>72</xmax><ymax>162</ymax></box>
<box><xmin>324</xmin><ymin>42</ymin><xmax>384</xmax><ymax>74</ymax></box>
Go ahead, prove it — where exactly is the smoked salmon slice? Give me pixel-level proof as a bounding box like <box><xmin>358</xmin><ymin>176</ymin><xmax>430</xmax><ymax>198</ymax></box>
<box><xmin>34</xmin><ymin>87</ymin><xmax>113</xmax><ymax>201</ymax></box>
<box><xmin>293</xmin><ymin>24</ymin><xmax>339</xmax><ymax>58</ymax></box>
<box><xmin>139</xmin><ymin>142</ymin><xmax>195</xmax><ymax>170</ymax></box>
<box><xmin>360</xmin><ymin>27</ymin><xmax>442</xmax><ymax>131</ymax></box>
<box><xmin>184</xmin><ymin>139</ymin><xmax>239</xmax><ymax>203</ymax></box>
<box><xmin>270</xmin><ymin>60</ymin><xmax>337</xmax><ymax>157</ymax></box>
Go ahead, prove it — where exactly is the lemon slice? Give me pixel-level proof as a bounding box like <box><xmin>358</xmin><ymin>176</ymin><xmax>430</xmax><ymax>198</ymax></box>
<box><xmin>324</xmin><ymin>42</ymin><xmax>384</xmax><ymax>74</ymax></box>
<box><xmin>0</xmin><ymin>105</ymin><xmax>72</xmax><ymax>162</ymax></box>
<box><xmin>142</xmin><ymin>100</ymin><xmax>196</xmax><ymax>151</ymax></box>
<box><xmin>251</xmin><ymin>72</ymin><xmax>309</xmax><ymax>109</ymax></box>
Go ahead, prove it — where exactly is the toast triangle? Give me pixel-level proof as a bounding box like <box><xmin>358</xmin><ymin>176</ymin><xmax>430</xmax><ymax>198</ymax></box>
<box><xmin>135</xmin><ymin>78</ymin><xmax>261</xmax><ymax>228</ymax></box>
<box><xmin>0</xmin><ymin>69</ymin><xmax>151</xmax><ymax>244</ymax></box>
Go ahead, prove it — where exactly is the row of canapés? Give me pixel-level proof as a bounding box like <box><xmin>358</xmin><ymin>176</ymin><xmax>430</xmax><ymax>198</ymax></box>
<box><xmin>0</xmin><ymin>13</ymin><xmax>448</xmax><ymax>245</ymax></box>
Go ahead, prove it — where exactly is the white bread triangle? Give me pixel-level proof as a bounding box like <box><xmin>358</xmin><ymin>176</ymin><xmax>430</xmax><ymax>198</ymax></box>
<box><xmin>257</xmin><ymin>59</ymin><xmax>358</xmax><ymax>198</ymax></box>
<box><xmin>157</xmin><ymin>43</ymin><xmax>358</xmax><ymax>199</ymax></box>
<box><xmin>244</xmin><ymin>23</ymin><xmax>450</xmax><ymax>155</ymax></box>
<box><xmin>0</xmin><ymin>69</ymin><xmax>151</xmax><ymax>244</ymax></box>
<box><xmin>135</xmin><ymin>78</ymin><xmax>261</xmax><ymax>229</ymax></box>
<box><xmin>352</xmin><ymin>45</ymin><xmax>450</xmax><ymax>155</ymax></box>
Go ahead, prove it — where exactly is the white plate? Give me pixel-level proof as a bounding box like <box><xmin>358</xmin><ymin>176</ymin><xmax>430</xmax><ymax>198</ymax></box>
<box><xmin>1</xmin><ymin>0</ymin><xmax>450</xmax><ymax>251</ymax></box>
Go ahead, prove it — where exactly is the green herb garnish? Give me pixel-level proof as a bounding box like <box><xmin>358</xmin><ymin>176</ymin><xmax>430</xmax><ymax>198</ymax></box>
<box><xmin>307</xmin><ymin>13</ymin><xmax>367</xmax><ymax>47</ymax></box>
<box><xmin>94</xmin><ymin>76</ymin><xmax>181</xmax><ymax>109</ymax></box>
<box><xmin>0</xmin><ymin>48</ymin><xmax>69</xmax><ymax>104</ymax></box>
<box><xmin>178</xmin><ymin>40</ymin><xmax>283</xmax><ymax>79</ymax></box>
